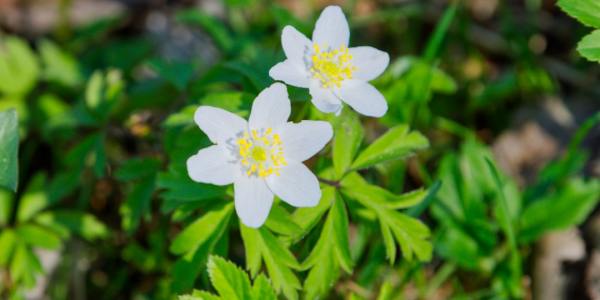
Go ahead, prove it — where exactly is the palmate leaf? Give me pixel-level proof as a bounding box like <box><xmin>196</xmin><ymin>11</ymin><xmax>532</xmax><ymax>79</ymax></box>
<box><xmin>351</xmin><ymin>125</ymin><xmax>428</xmax><ymax>171</ymax></box>
<box><xmin>302</xmin><ymin>191</ymin><xmax>353</xmax><ymax>299</ymax></box>
<box><xmin>240</xmin><ymin>225</ymin><xmax>301</xmax><ymax>300</ymax></box>
<box><xmin>0</xmin><ymin>109</ymin><xmax>18</xmax><ymax>192</ymax></box>
<box><xmin>178</xmin><ymin>256</ymin><xmax>277</xmax><ymax>300</ymax></box>
<box><xmin>577</xmin><ymin>30</ymin><xmax>600</xmax><ymax>62</ymax></box>
<box><xmin>341</xmin><ymin>173</ymin><xmax>432</xmax><ymax>264</ymax></box>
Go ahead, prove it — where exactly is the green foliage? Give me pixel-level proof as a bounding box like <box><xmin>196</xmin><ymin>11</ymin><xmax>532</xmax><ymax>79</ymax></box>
<box><xmin>577</xmin><ymin>30</ymin><xmax>600</xmax><ymax>62</ymax></box>
<box><xmin>559</xmin><ymin>0</ymin><xmax>600</xmax><ymax>61</ymax></box>
<box><xmin>0</xmin><ymin>109</ymin><xmax>18</xmax><ymax>192</ymax></box>
<box><xmin>0</xmin><ymin>36</ymin><xmax>39</xmax><ymax>96</ymax></box>
<box><xmin>351</xmin><ymin>125</ymin><xmax>429</xmax><ymax>171</ymax></box>
<box><xmin>178</xmin><ymin>256</ymin><xmax>277</xmax><ymax>300</ymax></box>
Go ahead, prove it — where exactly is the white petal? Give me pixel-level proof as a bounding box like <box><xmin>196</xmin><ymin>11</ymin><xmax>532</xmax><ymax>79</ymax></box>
<box><xmin>282</xmin><ymin>25</ymin><xmax>311</xmax><ymax>63</ymax></box>
<box><xmin>309</xmin><ymin>81</ymin><xmax>342</xmax><ymax>114</ymax></box>
<box><xmin>269</xmin><ymin>60</ymin><xmax>310</xmax><ymax>88</ymax></box>
<box><xmin>278</xmin><ymin>121</ymin><xmax>332</xmax><ymax>162</ymax></box>
<box><xmin>249</xmin><ymin>83</ymin><xmax>291</xmax><ymax>130</ymax></box>
<box><xmin>338</xmin><ymin>79</ymin><xmax>388</xmax><ymax>117</ymax></box>
<box><xmin>312</xmin><ymin>6</ymin><xmax>350</xmax><ymax>49</ymax></box>
<box><xmin>266</xmin><ymin>162</ymin><xmax>321</xmax><ymax>207</ymax></box>
<box><xmin>350</xmin><ymin>46</ymin><xmax>389</xmax><ymax>81</ymax></box>
<box><xmin>187</xmin><ymin>145</ymin><xmax>235</xmax><ymax>185</ymax></box>
<box><xmin>194</xmin><ymin>106</ymin><xmax>247</xmax><ymax>144</ymax></box>
<box><xmin>234</xmin><ymin>176</ymin><xmax>274</xmax><ymax>228</ymax></box>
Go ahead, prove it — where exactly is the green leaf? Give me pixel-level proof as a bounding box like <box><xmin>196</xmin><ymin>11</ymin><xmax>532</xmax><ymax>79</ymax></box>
<box><xmin>519</xmin><ymin>178</ymin><xmax>600</xmax><ymax>242</ymax></box>
<box><xmin>289</xmin><ymin>185</ymin><xmax>336</xmax><ymax>242</ymax></box>
<box><xmin>171</xmin><ymin>208</ymin><xmax>232</xmax><ymax>293</ymax></box>
<box><xmin>148</xmin><ymin>59</ymin><xmax>196</xmax><ymax>91</ymax></box>
<box><xmin>120</xmin><ymin>176</ymin><xmax>156</xmax><ymax>233</ymax></box>
<box><xmin>351</xmin><ymin>125</ymin><xmax>429</xmax><ymax>170</ymax></box>
<box><xmin>577</xmin><ymin>30</ymin><xmax>600</xmax><ymax>62</ymax></box>
<box><xmin>115</xmin><ymin>158</ymin><xmax>161</xmax><ymax>181</ymax></box>
<box><xmin>558</xmin><ymin>0</ymin><xmax>600</xmax><ymax>28</ymax></box>
<box><xmin>0</xmin><ymin>229</ymin><xmax>16</xmax><ymax>266</ymax></box>
<box><xmin>423</xmin><ymin>2</ymin><xmax>458</xmax><ymax>61</ymax></box>
<box><xmin>39</xmin><ymin>39</ymin><xmax>82</xmax><ymax>87</ymax></box>
<box><xmin>10</xmin><ymin>242</ymin><xmax>42</xmax><ymax>287</ymax></box>
<box><xmin>17</xmin><ymin>224</ymin><xmax>62</xmax><ymax>250</ymax></box>
<box><xmin>0</xmin><ymin>109</ymin><xmax>18</xmax><ymax>191</ymax></box>
<box><xmin>265</xmin><ymin>204</ymin><xmax>303</xmax><ymax>238</ymax></box>
<box><xmin>170</xmin><ymin>204</ymin><xmax>233</xmax><ymax>255</ymax></box>
<box><xmin>341</xmin><ymin>173</ymin><xmax>432</xmax><ymax>263</ymax></box>
<box><xmin>240</xmin><ymin>225</ymin><xmax>301</xmax><ymax>300</ymax></box>
<box><xmin>157</xmin><ymin>168</ymin><xmax>226</xmax><ymax>210</ymax></box>
<box><xmin>17</xmin><ymin>174</ymin><xmax>48</xmax><ymax>222</ymax></box>
<box><xmin>34</xmin><ymin>210</ymin><xmax>108</xmax><ymax>241</ymax></box>
<box><xmin>251</xmin><ymin>274</ymin><xmax>277</xmax><ymax>300</ymax></box>
<box><xmin>0</xmin><ymin>189</ymin><xmax>13</xmax><ymax>226</ymax></box>
<box><xmin>302</xmin><ymin>193</ymin><xmax>353</xmax><ymax>299</ymax></box>
<box><xmin>332</xmin><ymin>108</ymin><xmax>364</xmax><ymax>179</ymax></box>
<box><xmin>207</xmin><ymin>255</ymin><xmax>252</xmax><ymax>300</ymax></box>
<box><xmin>0</xmin><ymin>36</ymin><xmax>39</xmax><ymax>96</ymax></box>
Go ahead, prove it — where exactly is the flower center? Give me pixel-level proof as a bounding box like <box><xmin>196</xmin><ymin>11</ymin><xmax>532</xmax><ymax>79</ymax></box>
<box><xmin>236</xmin><ymin>128</ymin><xmax>287</xmax><ymax>178</ymax></box>
<box><xmin>310</xmin><ymin>44</ymin><xmax>356</xmax><ymax>88</ymax></box>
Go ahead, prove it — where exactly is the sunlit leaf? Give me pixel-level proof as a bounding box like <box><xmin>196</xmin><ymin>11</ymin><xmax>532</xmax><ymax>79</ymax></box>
<box><xmin>0</xmin><ymin>109</ymin><xmax>19</xmax><ymax>191</ymax></box>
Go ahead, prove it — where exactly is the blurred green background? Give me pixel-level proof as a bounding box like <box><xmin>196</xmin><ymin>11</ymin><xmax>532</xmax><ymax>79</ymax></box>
<box><xmin>0</xmin><ymin>0</ymin><xmax>599</xmax><ymax>299</ymax></box>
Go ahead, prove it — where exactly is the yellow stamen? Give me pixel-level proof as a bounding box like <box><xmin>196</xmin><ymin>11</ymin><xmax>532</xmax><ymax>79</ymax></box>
<box><xmin>310</xmin><ymin>43</ymin><xmax>356</xmax><ymax>88</ymax></box>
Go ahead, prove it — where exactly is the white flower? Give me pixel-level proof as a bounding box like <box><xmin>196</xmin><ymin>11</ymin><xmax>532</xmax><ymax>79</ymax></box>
<box><xmin>269</xmin><ymin>5</ymin><xmax>390</xmax><ymax>117</ymax></box>
<box><xmin>186</xmin><ymin>83</ymin><xmax>333</xmax><ymax>228</ymax></box>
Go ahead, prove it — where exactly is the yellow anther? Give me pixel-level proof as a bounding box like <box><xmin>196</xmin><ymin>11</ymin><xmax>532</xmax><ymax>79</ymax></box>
<box><xmin>310</xmin><ymin>43</ymin><xmax>356</xmax><ymax>88</ymax></box>
<box><xmin>236</xmin><ymin>127</ymin><xmax>286</xmax><ymax>178</ymax></box>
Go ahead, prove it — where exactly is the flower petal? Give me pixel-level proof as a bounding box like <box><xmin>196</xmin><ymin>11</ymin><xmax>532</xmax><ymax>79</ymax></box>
<box><xmin>312</xmin><ymin>6</ymin><xmax>349</xmax><ymax>49</ymax></box>
<box><xmin>269</xmin><ymin>59</ymin><xmax>310</xmax><ymax>88</ymax></box>
<box><xmin>309</xmin><ymin>81</ymin><xmax>343</xmax><ymax>114</ymax></box>
<box><xmin>266</xmin><ymin>162</ymin><xmax>321</xmax><ymax>207</ymax></box>
<box><xmin>338</xmin><ymin>79</ymin><xmax>388</xmax><ymax>117</ymax></box>
<box><xmin>234</xmin><ymin>176</ymin><xmax>274</xmax><ymax>228</ymax></box>
<box><xmin>194</xmin><ymin>106</ymin><xmax>247</xmax><ymax>144</ymax></box>
<box><xmin>350</xmin><ymin>46</ymin><xmax>390</xmax><ymax>81</ymax></box>
<box><xmin>278</xmin><ymin>121</ymin><xmax>333</xmax><ymax>162</ymax></box>
<box><xmin>249</xmin><ymin>83</ymin><xmax>291</xmax><ymax>130</ymax></box>
<box><xmin>282</xmin><ymin>25</ymin><xmax>311</xmax><ymax>63</ymax></box>
<box><xmin>187</xmin><ymin>145</ymin><xmax>235</xmax><ymax>185</ymax></box>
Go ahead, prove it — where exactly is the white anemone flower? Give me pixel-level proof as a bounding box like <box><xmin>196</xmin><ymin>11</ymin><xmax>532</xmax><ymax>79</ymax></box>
<box><xmin>269</xmin><ymin>5</ymin><xmax>390</xmax><ymax>117</ymax></box>
<box><xmin>186</xmin><ymin>83</ymin><xmax>333</xmax><ymax>228</ymax></box>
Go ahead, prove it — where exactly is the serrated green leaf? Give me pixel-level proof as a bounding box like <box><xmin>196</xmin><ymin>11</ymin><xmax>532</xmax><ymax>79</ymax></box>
<box><xmin>341</xmin><ymin>173</ymin><xmax>432</xmax><ymax>263</ymax></box>
<box><xmin>17</xmin><ymin>224</ymin><xmax>62</xmax><ymax>250</ymax></box>
<box><xmin>577</xmin><ymin>30</ymin><xmax>600</xmax><ymax>62</ymax></box>
<box><xmin>289</xmin><ymin>185</ymin><xmax>335</xmax><ymax>242</ymax></box>
<box><xmin>558</xmin><ymin>0</ymin><xmax>600</xmax><ymax>28</ymax></box>
<box><xmin>302</xmin><ymin>192</ymin><xmax>353</xmax><ymax>299</ymax></box>
<box><xmin>240</xmin><ymin>225</ymin><xmax>301</xmax><ymax>300</ymax></box>
<box><xmin>251</xmin><ymin>274</ymin><xmax>277</xmax><ymax>300</ymax></box>
<box><xmin>207</xmin><ymin>255</ymin><xmax>252</xmax><ymax>300</ymax></box>
<box><xmin>170</xmin><ymin>204</ymin><xmax>233</xmax><ymax>255</ymax></box>
<box><xmin>0</xmin><ymin>109</ymin><xmax>18</xmax><ymax>192</ymax></box>
<box><xmin>351</xmin><ymin>125</ymin><xmax>428</xmax><ymax>170</ymax></box>
<box><xmin>332</xmin><ymin>108</ymin><xmax>364</xmax><ymax>179</ymax></box>
<box><xmin>0</xmin><ymin>36</ymin><xmax>39</xmax><ymax>95</ymax></box>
